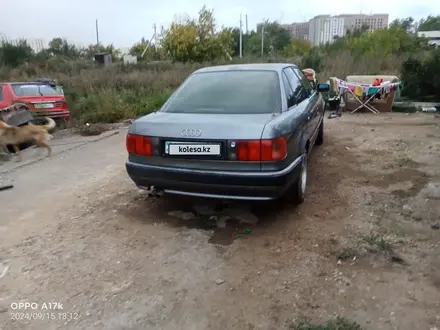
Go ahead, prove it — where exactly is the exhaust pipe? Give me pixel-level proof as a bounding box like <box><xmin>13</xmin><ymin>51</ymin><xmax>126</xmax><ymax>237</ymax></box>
<box><xmin>137</xmin><ymin>185</ymin><xmax>164</xmax><ymax>197</ymax></box>
<box><xmin>148</xmin><ymin>186</ymin><xmax>164</xmax><ymax>197</ymax></box>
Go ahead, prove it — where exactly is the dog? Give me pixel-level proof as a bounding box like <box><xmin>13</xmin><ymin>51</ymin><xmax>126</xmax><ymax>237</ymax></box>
<box><xmin>0</xmin><ymin>117</ymin><xmax>56</xmax><ymax>161</ymax></box>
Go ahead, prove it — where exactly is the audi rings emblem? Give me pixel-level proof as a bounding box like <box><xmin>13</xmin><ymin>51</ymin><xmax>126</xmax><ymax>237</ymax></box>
<box><xmin>181</xmin><ymin>129</ymin><xmax>202</xmax><ymax>137</ymax></box>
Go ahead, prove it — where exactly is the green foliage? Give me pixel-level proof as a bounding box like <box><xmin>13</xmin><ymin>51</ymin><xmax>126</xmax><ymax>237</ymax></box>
<box><xmin>0</xmin><ymin>39</ymin><xmax>34</xmax><ymax>67</ymax></box>
<box><xmin>70</xmin><ymin>88</ymin><xmax>173</xmax><ymax>124</ymax></box>
<box><xmin>244</xmin><ymin>21</ymin><xmax>292</xmax><ymax>57</ymax></box>
<box><xmin>301</xmin><ymin>47</ymin><xmax>324</xmax><ymax>72</ymax></box>
<box><xmin>418</xmin><ymin>15</ymin><xmax>440</xmax><ymax>31</ymax></box>
<box><xmin>160</xmin><ymin>6</ymin><xmax>234</xmax><ymax>62</ymax></box>
<box><xmin>389</xmin><ymin>17</ymin><xmax>416</xmax><ymax>34</ymax></box>
<box><xmin>48</xmin><ymin>38</ymin><xmax>80</xmax><ymax>58</ymax></box>
<box><xmin>129</xmin><ymin>38</ymin><xmax>163</xmax><ymax>60</ymax></box>
<box><xmin>400</xmin><ymin>49</ymin><xmax>440</xmax><ymax>101</ymax></box>
<box><xmin>322</xmin><ymin>25</ymin><xmax>429</xmax><ymax>58</ymax></box>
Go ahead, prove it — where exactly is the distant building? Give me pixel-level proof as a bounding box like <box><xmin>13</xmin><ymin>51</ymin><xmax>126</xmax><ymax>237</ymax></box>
<box><xmin>340</xmin><ymin>13</ymin><xmax>389</xmax><ymax>34</ymax></box>
<box><xmin>417</xmin><ymin>31</ymin><xmax>440</xmax><ymax>47</ymax></box>
<box><xmin>281</xmin><ymin>22</ymin><xmax>310</xmax><ymax>41</ymax></box>
<box><xmin>94</xmin><ymin>52</ymin><xmax>112</xmax><ymax>66</ymax></box>
<box><xmin>307</xmin><ymin>13</ymin><xmax>389</xmax><ymax>45</ymax></box>
<box><xmin>123</xmin><ymin>54</ymin><xmax>137</xmax><ymax>65</ymax></box>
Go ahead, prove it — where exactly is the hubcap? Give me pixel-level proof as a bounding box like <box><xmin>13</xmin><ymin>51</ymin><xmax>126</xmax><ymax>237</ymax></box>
<box><xmin>300</xmin><ymin>155</ymin><xmax>307</xmax><ymax>194</ymax></box>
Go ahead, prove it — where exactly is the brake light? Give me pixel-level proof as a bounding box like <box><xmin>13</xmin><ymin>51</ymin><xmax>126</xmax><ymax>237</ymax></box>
<box><xmin>55</xmin><ymin>101</ymin><xmax>68</xmax><ymax>109</ymax></box>
<box><xmin>236</xmin><ymin>137</ymin><xmax>287</xmax><ymax>161</ymax></box>
<box><xmin>126</xmin><ymin>134</ymin><xmax>152</xmax><ymax>156</ymax></box>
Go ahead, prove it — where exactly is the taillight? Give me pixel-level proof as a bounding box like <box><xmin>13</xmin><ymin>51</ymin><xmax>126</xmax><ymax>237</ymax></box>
<box><xmin>55</xmin><ymin>101</ymin><xmax>68</xmax><ymax>109</ymax></box>
<box><xmin>236</xmin><ymin>137</ymin><xmax>287</xmax><ymax>161</ymax></box>
<box><xmin>126</xmin><ymin>134</ymin><xmax>152</xmax><ymax>156</ymax></box>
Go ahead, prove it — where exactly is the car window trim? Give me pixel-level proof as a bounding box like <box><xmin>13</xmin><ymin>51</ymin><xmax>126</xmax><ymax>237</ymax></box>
<box><xmin>291</xmin><ymin>67</ymin><xmax>315</xmax><ymax>97</ymax></box>
<box><xmin>283</xmin><ymin>67</ymin><xmax>308</xmax><ymax>105</ymax></box>
<box><xmin>282</xmin><ymin>71</ymin><xmax>296</xmax><ymax>110</ymax></box>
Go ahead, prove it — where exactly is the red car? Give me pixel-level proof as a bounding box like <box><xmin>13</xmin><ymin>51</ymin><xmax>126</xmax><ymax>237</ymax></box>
<box><xmin>0</xmin><ymin>81</ymin><xmax>70</xmax><ymax>125</ymax></box>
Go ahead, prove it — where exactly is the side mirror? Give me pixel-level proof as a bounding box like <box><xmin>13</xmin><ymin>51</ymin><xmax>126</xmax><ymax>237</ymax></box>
<box><xmin>316</xmin><ymin>83</ymin><xmax>330</xmax><ymax>92</ymax></box>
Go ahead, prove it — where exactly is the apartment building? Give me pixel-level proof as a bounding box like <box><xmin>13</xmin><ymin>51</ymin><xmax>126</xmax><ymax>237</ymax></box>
<box><xmin>307</xmin><ymin>13</ymin><xmax>389</xmax><ymax>45</ymax></box>
<box><xmin>341</xmin><ymin>14</ymin><xmax>389</xmax><ymax>34</ymax></box>
<box><xmin>281</xmin><ymin>22</ymin><xmax>310</xmax><ymax>40</ymax></box>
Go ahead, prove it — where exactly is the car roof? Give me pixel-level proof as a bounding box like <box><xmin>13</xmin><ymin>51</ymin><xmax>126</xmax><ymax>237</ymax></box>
<box><xmin>194</xmin><ymin>63</ymin><xmax>299</xmax><ymax>74</ymax></box>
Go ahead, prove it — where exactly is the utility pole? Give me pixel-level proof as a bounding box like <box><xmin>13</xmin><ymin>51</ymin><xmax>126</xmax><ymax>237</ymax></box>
<box><xmin>261</xmin><ymin>25</ymin><xmax>264</xmax><ymax>58</ymax></box>
<box><xmin>239</xmin><ymin>14</ymin><xmax>243</xmax><ymax>58</ymax></box>
<box><xmin>245</xmin><ymin>15</ymin><xmax>248</xmax><ymax>34</ymax></box>
<box><xmin>95</xmin><ymin>19</ymin><xmax>100</xmax><ymax>47</ymax></box>
<box><xmin>153</xmin><ymin>23</ymin><xmax>157</xmax><ymax>46</ymax></box>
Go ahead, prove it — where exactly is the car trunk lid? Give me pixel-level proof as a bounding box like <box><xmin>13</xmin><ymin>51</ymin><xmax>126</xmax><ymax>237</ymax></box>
<box><xmin>129</xmin><ymin>112</ymin><xmax>274</xmax><ymax>169</ymax></box>
<box><xmin>13</xmin><ymin>95</ymin><xmax>69</xmax><ymax>118</ymax></box>
<box><xmin>134</xmin><ymin>112</ymin><xmax>273</xmax><ymax>140</ymax></box>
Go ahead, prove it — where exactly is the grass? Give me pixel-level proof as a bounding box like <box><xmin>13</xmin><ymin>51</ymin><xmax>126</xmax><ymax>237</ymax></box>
<box><xmin>362</xmin><ymin>233</ymin><xmax>393</xmax><ymax>253</ymax></box>
<box><xmin>288</xmin><ymin>316</ymin><xmax>363</xmax><ymax>330</ymax></box>
<box><xmin>334</xmin><ymin>232</ymin><xmax>407</xmax><ymax>265</ymax></box>
<box><xmin>0</xmin><ymin>51</ymin><xmax>409</xmax><ymax>124</ymax></box>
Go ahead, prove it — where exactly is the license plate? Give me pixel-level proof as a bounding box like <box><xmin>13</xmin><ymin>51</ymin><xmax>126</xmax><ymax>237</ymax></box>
<box><xmin>166</xmin><ymin>142</ymin><xmax>221</xmax><ymax>156</ymax></box>
<box><xmin>34</xmin><ymin>103</ymin><xmax>54</xmax><ymax>109</ymax></box>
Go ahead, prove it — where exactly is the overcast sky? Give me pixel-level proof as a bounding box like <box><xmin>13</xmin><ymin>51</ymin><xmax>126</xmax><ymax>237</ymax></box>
<box><xmin>1</xmin><ymin>0</ymin><xmax>437</xmax><ymax>48</ymax></box>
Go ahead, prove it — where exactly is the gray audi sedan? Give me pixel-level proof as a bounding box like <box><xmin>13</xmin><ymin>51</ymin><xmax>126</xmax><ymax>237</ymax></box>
<box><xmin>125</xmin><ymin>63</ymin><xmax>329</xmax><ymax>203</ymax></box>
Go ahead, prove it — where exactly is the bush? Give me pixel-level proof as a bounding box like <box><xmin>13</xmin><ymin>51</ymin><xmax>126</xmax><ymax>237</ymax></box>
<box><xmin>400</xmin><ymin>49</ymin><xmax>440</xmax><ymax>101</ymax></box>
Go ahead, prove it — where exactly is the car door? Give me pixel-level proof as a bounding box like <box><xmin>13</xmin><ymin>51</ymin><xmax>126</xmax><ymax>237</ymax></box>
<box><xmin>292</xmin><ymin>67</ymin><xmax>321</xmax><ymax>144</ymax></box>
<box><xmin>282</xmin><ymin>67</ymin><xmax>314</xmax><ymax>143</ymax></box>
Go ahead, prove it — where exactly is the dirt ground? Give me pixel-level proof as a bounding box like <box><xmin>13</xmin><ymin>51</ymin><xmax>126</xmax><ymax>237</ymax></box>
<box><xmin>1</xmin><ymin>113</ymin><xmax>440</xmax><ymax>330</ymax></box>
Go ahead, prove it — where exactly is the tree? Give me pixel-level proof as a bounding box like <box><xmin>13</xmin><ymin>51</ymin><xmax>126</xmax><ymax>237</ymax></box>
<box><xmin>283</xmin><ymin>39</ymin><xmax>311</xmax><ymax>57</ymax></box>
<box><xmin>130</xmin><ymin>38</ymin><xmax>164</xmax><ymax>60</ymax></box>
<box><xmin>244</xmin><ymin>21</ymin><xmax>292</xmax><ymax>56</ymax></box>
<box><xmin>0</xmin><ymin>39</ymin><xmax>34</xmax><ymax>67</ymax></box>
<box><xmin>418</xmin><ymin>15</ymin><xmax>440</xmax><ymax>31</ymax></box>
<box><xmin>48</xmin><ymin>37</ymin><xmax>80</xmax><ymax>58</ymax></box>
<box><xmin>389</xmin><ymin>17</ymin><xmax>416</xmax><ymax>34</ymax></box>
<box><xmin>160</xmin><ymin>6</ymin><xmax>234</xmax><ymax>62</ymax></box>
<box><xmin>228</xmin><ymin>27</ymin><xmax>253</xmax><ymax>57</ymax></box>
<box><xmin>81</xmin><ymin>43</ymin><xmax>121</xmax><ymax>59</ymax></box>
<box><xmin>262</xmin><ymin>21</ymin><xmax>292</xmax><ymax>51</ymax></box>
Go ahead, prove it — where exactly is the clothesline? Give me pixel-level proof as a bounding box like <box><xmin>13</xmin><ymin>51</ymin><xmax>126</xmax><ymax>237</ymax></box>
<box><xmin>328</xmin><ymin>77</ymin><xmax>403</xmax><ymax>115</ymax></box>
<box><xmin>330</xmin><ymin>77</ymin><xmax>402</xmax><ymax>99</ymax></box>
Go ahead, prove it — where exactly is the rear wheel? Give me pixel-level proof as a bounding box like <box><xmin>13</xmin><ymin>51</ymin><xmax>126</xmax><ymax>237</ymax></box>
<box><xmin>282</xmin><ymin>153</ymin><xmax>307</xmax><ymax>205</ymax></box>
<box><xmin>315</xmin><ymin>119</ymin><xmax>324</xmax><ymax>146</ymax></box>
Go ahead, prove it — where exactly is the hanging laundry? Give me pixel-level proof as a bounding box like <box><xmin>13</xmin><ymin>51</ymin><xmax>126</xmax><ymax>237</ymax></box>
<box><xmin>368</xmin><ymin>86</ymin><xmax>380</xmax><ymax>96</ymax></box>
<box><xmin>372</xmin><ymin>78</ymin><xmax>383</xmax><ymax>86</ymax></box>
<box><xmin>354</xmin><ymin>85</ymin><xmax>363</xmax><ymax>97</ymax></box>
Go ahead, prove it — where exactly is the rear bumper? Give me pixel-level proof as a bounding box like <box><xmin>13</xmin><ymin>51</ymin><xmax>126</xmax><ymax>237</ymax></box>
<box><xmin>32</xmin><ymin>110</ymin><xmax>70</xmax><ymax>120</ymax></box>
<box><xmin>125</xmin><ymin>156</ymin><xmax>303</xmax><ymax>201</ymax></box>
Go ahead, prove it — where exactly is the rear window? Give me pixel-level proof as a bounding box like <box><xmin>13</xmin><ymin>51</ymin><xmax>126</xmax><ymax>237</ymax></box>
<box><xmin>11</xmin><ymin>84</ymin><xmax>62</xmax><ymax>97</ymax></box>
<box><xmin>162</xmin><ymin>70</ymin><xmax>281</xmax><ymax>114</ymax></box>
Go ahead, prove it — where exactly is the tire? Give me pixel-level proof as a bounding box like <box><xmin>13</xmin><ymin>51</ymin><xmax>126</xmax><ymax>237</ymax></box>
<box><xmin>315</xmin><ymin>119</ymin><xmax>324</xmax><ymax>146</ymax></box>
<box><xmin>282</xmin><ymin>153</ymin><xmax>307</xmax><ymax>205</ymax></box>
